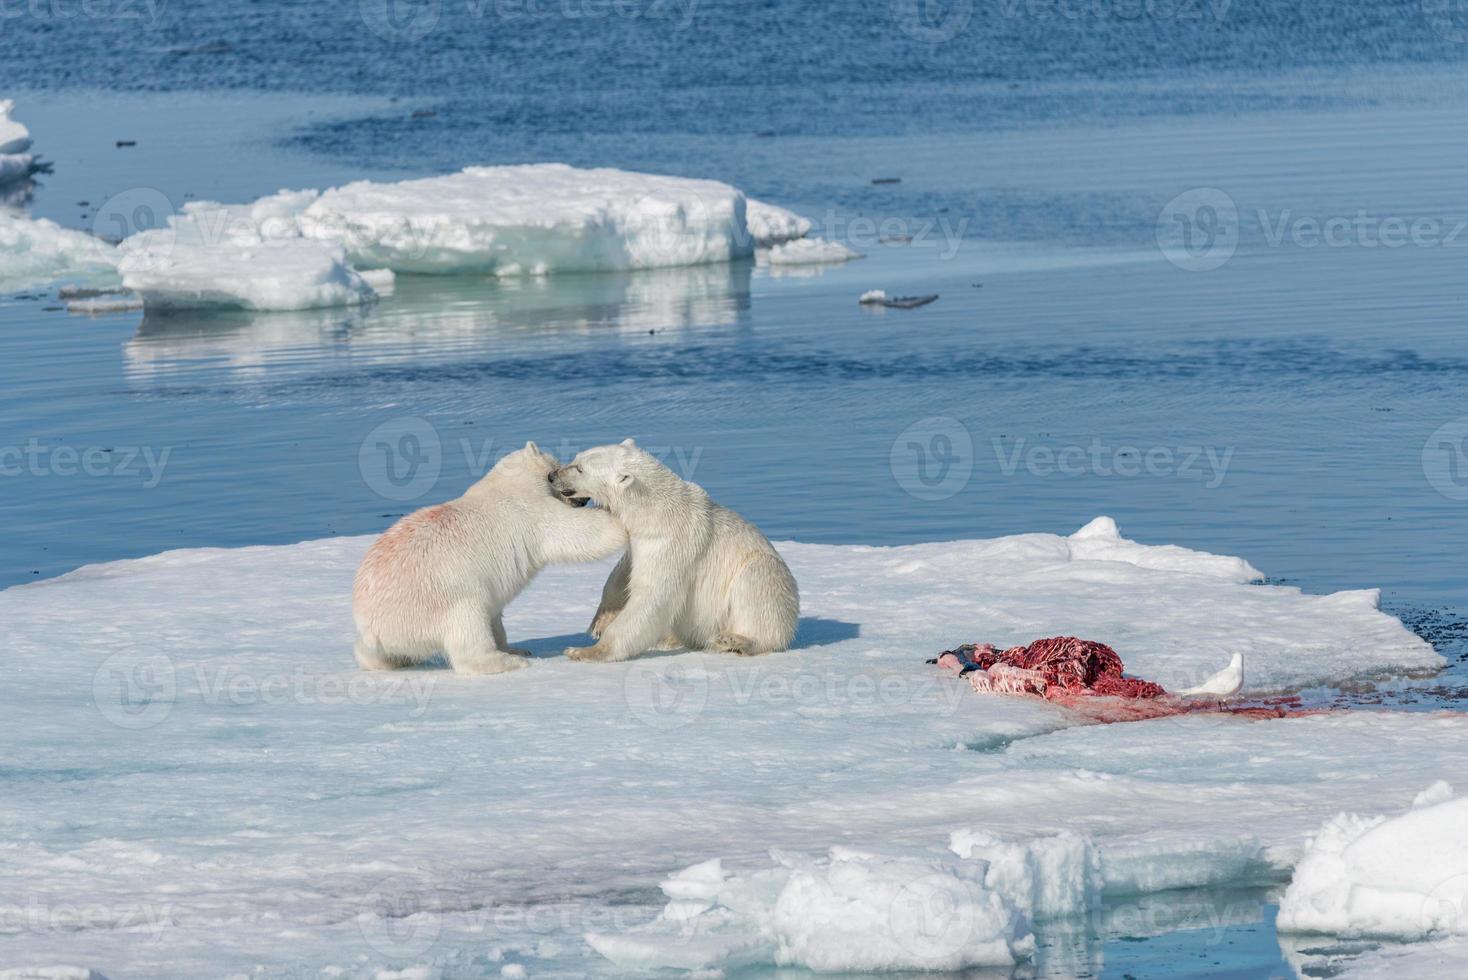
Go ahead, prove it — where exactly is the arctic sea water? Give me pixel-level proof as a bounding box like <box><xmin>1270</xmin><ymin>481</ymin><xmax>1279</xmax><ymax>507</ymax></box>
<box><xmin>3</xmin><ymin>1</ymin><xmax>1468</xmax><ymax>977</ymax></box>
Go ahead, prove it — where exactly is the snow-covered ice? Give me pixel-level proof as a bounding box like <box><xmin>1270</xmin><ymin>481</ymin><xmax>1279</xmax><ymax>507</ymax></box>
<box><xmin>761</xmin><ymin>237</ymin><xmax>862</xmax><ymax>265</ymax></box>
<box><xmin>0</xmin><ymin>212</ymin><xmax>118</xmax><ymax>292</ymax></box>
<box><xmin>0</xmin><ymin>99</ymin><xmax>36</xmax><ymax>186</ymax></box>
<box><xmin>117</xmin><ymin>198</ymin><xmax>376</xmax><ymax>311</ymax></box>
<box><xmin>298</xmin><ymin>165</ymin><xmax>803</xmax><ymax>275</ymax></box>
<box><xmin>0</xmin><ymin>516</ymin><xmax>1459</xmax><ymax>975</ymax></box>
<box><xmin>1278</xmin><ymin>785</ymin><xmax>1468</xmax><ymax>941</ymax></box>
<box><xmin>745</xmin><ymin>196</ymin><xmax>813</xmax><ymax>246</ymax></box>
<box><xmin>3</xmin><ymin>162</ymin><xmax>814</xmax><ymax>310</ymax></box>
<box><xmin>589</xmin><ymin>847</ymin><xmax>1034</xmax><ymax>973</ymax></box>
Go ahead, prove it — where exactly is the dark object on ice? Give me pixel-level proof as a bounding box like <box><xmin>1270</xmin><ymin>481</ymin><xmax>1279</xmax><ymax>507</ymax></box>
<box><xmin>115</xmin><ymin>140</ymin><xmax>137</xmax><ymax>148</ymax></box>
<box><xmin>872</xmin><ymin>177</ymin><xmax>902</xmax><ymax>185</ymax></box>
<box><xmin>861</xmin><ymin>293</ymin><xmax>938</xmax><ymax>309</ymax></box>
<box><xmin>412</xmin><ymin>109</ymin><xmax>438</xmax><ymax>119</ymax></box>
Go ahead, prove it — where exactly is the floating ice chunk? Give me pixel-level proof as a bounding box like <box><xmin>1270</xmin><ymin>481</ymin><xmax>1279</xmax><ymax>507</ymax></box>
<box><xmin>1067</xmin><ymin>515</ymin><xmax>1262</xmax><ymax>581</ymax></box>
<box><xmin>949</xmin><ymin>830</ymin><xmax>1101</xmax><ymax>920</ymax></box>
<box><xmin>299</xmin><ymin>164</ymin><xmax>753</xmax><ymax>275</ymax></box>
<box><xmin>1320</xmin><ymin>936</ymin><xmax>1468</xmax><ymax>978</ymax></box>
<box><xmin>358</xmin><ymin>267</ymin><xmax>396</xmax><ymax>294</ymax></box>
<box><xmin>0</xmin><ymin>99</ymin><xmax>36</xmax><ymax>186</ymax></box>
<box><xmin>65</xmin><ymin>293</ymin><xmax>142</xmax><ymax>315</ymax></box>
<box><xmin>0</xmin><ymin>969</ymin><xmax>108</xmax><ymax>980</ymax></box>
<box><xmin>1278</xmin><ymin>788</ymin><xmax>1468</xmax><ymax>940</ymax></box>
<box><xmin>763</xmin><ymin>237</ymin><xmax>862</xmax><ymax>265</ymax></box>
<box><xmin>117</xmin><ymin>199</ymin><xmax>375</xmax><ymax>311</ymax></box>
<box><xmin>0</xmin><ymin>213</ymin><xmax>118</xmax><ymax>292</ymax></box>
<box><xmin>859</xmin><ymin>288</ymin><xmax>887</xmax><ymax>303</ymax></box>
<box><xmin>118</xmin><ymin>238</ymin><xmax>374</xmax><ymax>311</ymax></box>
<box><xmin>590</xmin><ymin>846</ymin><xmax>1033</xmax><ymax>974</ymax></box>
<box><xmin>746</xmin><ymin>197</ymin><xmax>812</xmax><ymax>246</ymax></box>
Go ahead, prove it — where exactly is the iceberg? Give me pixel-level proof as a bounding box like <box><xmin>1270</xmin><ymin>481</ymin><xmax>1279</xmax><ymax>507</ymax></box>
<box><xmin>298</xmin><ymin>164</ymin><xmax>789</xmax><ymax>275</ymax></box>
<box><xmin>1278</xmin><ymin>786</ymin><xmax>1468</xmax><ymax>941</ymax></box>
<box><xmin>0</xmin><ymin>212</ymin><xmax>118</xmax><ymax>292</ymax></box>
<box><xmin>4</xmin><ymin>157</ymin><xmax>814</xmax><ymax>310</ymax></box>
<box><xmin>117</xmin><ymin>198</ymin><xmax>375</xmax><ymax>311</ymax></box>
<box><xmin>746</xmin><ymin>195</ymin><xmax>813</xmax><ymax>245</ymax></box>
<box><xmin>762</xmin><ymin>236</ymin><xmax>862</xmax><ymax>265</ymax></box>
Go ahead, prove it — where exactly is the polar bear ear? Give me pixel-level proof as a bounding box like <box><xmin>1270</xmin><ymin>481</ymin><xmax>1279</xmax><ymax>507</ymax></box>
<box><xmin>620</xmin><ymin>438</ymin><xmax>637</xmax><ymax>449</ymax></box>
<box><xmin>523</xmin><ymin>440</ymin><xmax>540</xmax><ymax>455</ymax></box>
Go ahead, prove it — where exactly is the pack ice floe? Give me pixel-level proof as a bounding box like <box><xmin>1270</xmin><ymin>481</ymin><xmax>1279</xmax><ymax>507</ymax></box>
<box><xmin>5</xmin><ymin>157</ymin><xmax>820</xmax><ymax>311</ymax></box>
<box><xmin>0</xmin><ymin>517</ymin><xmax>1460</xmax><ymax>975</ymax></box>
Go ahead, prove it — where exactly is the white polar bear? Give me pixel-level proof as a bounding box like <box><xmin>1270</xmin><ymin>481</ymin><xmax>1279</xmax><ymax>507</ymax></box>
<box><xmin>548</xmin><ymin>439</ymin><xmax>799</xmax><ymax>662</ymax></box>
<box><xmin>353</xmin><ymin>441</ymin><xmax>628</xmax><ymax>675</ymax></box>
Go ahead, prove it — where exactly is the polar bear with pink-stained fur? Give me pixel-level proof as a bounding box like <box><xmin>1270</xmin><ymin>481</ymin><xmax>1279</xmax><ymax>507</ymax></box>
<box><xmin>353</xmin><ymin>442</ymin><xmax>627</xmax><ymax>675</ymax></box>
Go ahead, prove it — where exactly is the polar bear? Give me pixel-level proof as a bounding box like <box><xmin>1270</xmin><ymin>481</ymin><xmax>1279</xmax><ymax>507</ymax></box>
<box><xmin>353</xmin><ymin>441</ymin><xmax>628</xmax><ymax>675</ymax></box>
<box><xmin>547</xmin><ymin>440</ymin><xmax>798</xmax><ymax>662</ymax></box>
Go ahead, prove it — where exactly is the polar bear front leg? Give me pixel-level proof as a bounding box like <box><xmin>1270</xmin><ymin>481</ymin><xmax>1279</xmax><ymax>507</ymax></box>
<box><xmin>445</xmin><ymin>605</ymin><xmax>528</xmax><ymax>675</ymax></box>
<box><xmin>567</xmin><ymin>578</ymin><xmax>683</xmax><ymax>663</ymax></box>
<box><xmin>589</xmin><ymin>553</ymin><xmax>632</xmax><ymax>639</ymax></box>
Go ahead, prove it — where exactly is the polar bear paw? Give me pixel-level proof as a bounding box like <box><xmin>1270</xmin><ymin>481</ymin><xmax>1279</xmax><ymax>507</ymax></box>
<box><xmin>714</xmin><ymin>632</ymin><xmax>765</xmax><ymax>657</ymax></box>
<box><xmin>565</xmin><ymin>643</ymin><xmax>613</xmax><ymax>662</ymax></box>
<box><xmin>449</xmin><ymin>650</ymin><xmax>529</xmax><ymax>675</ymax></box>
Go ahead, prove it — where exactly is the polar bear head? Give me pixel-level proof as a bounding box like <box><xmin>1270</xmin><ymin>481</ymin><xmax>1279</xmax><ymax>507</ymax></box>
<box><xmin>471</xmin><ymin>440</ymin><xmax>562</xmax><ymax>495</ymax></box>
<box><xmin>548</xmin><ymin>439</ymin><xmax>667</xmax><ymax>511</ymax></box>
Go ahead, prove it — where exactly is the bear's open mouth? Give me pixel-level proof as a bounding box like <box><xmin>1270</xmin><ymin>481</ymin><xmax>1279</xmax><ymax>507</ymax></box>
<box><xmin>557</xmin><ymin>489</ymin><xmax>591</xmax><ymax>507</ymax></box>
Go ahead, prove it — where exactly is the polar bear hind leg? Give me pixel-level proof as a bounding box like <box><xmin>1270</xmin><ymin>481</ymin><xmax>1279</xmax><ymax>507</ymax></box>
<box><xmin>354</xmin><ymin>635</ymin><xmax>417</xmax><ymax>671</ymax></box>
<box><xmin>444</xmin><ymin>605</ymin><xmax>527</xmax><ymax>675</ymax></box>
<box><xmin>716</xmin><ymin>553</ymin><xmax>799</xmax><ymax>656</ymax></box>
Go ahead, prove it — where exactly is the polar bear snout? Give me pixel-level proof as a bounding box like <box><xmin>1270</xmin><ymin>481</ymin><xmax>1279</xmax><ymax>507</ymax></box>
<box><xmin>548</xmin><ymin>467</ymin><xmax>592</xmax><ymax>507</ymax></box>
